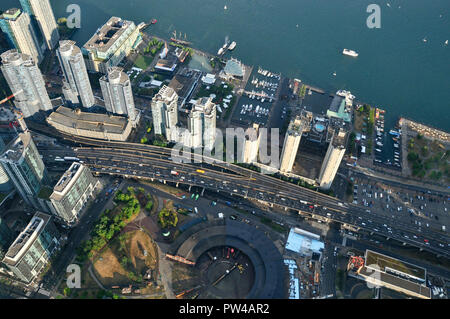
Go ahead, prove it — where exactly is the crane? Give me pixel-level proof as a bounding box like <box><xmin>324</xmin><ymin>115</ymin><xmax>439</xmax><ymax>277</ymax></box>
<box><xmin>0</xmin><ymin>89</ymin><xmax>27</xmax><ymax>132</ymax></box>
<box><xmin>0</xmin><ymin>89</ymin><xmax>23</xmax><ymax>106</ymax></box>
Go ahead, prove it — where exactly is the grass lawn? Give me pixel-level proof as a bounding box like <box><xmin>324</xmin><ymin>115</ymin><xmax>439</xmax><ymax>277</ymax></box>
<box><xmin>134</xmin><ymin>54</ymin><xmax>153</xmax><ymax>70</ymax></box>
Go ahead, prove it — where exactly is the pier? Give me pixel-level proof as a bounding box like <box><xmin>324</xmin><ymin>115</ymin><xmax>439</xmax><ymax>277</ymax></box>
<box><xmin>240</xmin><ymin>90</ymin><xmax>276</xmax><ymax>101</ymax></box>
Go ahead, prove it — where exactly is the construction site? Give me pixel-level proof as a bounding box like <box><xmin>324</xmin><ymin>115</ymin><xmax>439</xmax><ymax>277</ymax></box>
<box><xmin>165</xmin><ymin>219</ymin><xmax>286</xmax><ymax>299</ymax></box>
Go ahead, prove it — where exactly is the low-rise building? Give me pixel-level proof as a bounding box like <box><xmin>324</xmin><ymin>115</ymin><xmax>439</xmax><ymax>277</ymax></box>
<box><xmin>2</xmin><ymin>212</ymin><xmax>61</xmax><ymax>283</ymax></box>
<box><xmin>46</xmin><ymin>106</ymin><xmax>132</xmax><ymax>141</ymax></box>
<box><xmin>82</xmin><ymin>17</ymin><xmax>141</xmax><ymax>73</ymax></box>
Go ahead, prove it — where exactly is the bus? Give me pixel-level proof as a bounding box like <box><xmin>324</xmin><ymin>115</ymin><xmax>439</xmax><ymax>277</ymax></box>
<box><xmin>195</xmin><ymin>194</ymin><xmax>199</xmax><ymax>201</ymax></box>
<box><xmin>191</xmin><ymin>194</ymin><xmax>195</xmax><ymax>199</ymax></box>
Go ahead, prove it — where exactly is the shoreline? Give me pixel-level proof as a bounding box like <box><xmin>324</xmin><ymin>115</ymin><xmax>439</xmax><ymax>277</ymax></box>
<box><xmin>140</xmin><ymin>30</ymin><xmax>450</xmax><ymax>137</ymax></box>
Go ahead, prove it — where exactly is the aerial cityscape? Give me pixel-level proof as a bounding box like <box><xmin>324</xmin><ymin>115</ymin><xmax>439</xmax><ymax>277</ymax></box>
<box><xmin>0</xmin><ymin>0</ymin><xmax>449</xmax><ymax>303</ymax></box>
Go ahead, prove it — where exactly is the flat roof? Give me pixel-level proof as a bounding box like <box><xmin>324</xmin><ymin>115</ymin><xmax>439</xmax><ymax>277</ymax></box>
<box><xmin>359</xmin><ymin>266</ymin><xmax>430</xmax><ymax>299</ymax></box>
<box><xmin>285</xmin><ymin>228</ymin><xmax>324</xmax><ymax>255</ymax></box>
<box><xmin>47</xmin><ymin>106</ymin><xmax>129</xmax><ymax>134</ymax></box>
<box><xmin>0</xmin><ymin>8</ymin><xmax>21</xmax><ymax>20</ymax></box>
<box><xmin>365</xmin><ymin>250</ymin><xmax>426</xmax><ymax>281</ymax></box>
<box><xmin>83</xmin><ymin>17</ymin><xmax>135</xmax><ymax>53</ymax></box>
<box><xmin>327</xmin><ymin>95</ymin><xmax>351</xmax><ymax>122</ymax></box>
<box><xmin>0</xmin><ymin>133</ymin><xmax>31</xmax><ymax>162</ymax></box>
<box><xmin>51</xmin><ymin>162</ymin><xmax>83</xmax><ymax>200</ymax></box>
<box><xmin>224</xmin><ymin>58</ymin><xmax>244</xmax><ymax>77</ymax></box>
<box><xmin>3</xmin><ymin>212</ymin><xmax>51</xmax><ymax>265</ymax></box>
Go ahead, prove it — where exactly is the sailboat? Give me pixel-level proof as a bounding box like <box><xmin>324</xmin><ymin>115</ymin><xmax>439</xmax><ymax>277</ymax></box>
<box><xmin>170</xmin><ymin>30</ymin><xmax>192</xmax><ymax>46</ymax></box>
<box><xmin>445</xmin><ymin>40</ymin><xmax>449</xmax><ymax>46</ymax></box>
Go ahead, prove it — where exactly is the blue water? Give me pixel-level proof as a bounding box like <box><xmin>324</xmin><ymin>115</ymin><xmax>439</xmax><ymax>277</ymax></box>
<box><xmin>2</xmin><ymin>0</ymin><xmax>449</xmax><ymax>131</ymax></box>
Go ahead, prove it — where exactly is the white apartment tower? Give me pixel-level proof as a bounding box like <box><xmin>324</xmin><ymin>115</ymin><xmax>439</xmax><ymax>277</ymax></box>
<box><xmin>0</xmin><ymin>50</ymin><xmax>52</xmax><ymax>117</ymax></box>
<box><xmin>188</xmin><ymin>97</ymin><xmax>217</xmax><ymax>150</ymax></box>
<box><xmin>279</xmin><ymin>113</ymin><xmax>311</xmax><ymax>174</ymax></box>
<box><xmin>19</xmin><ymin>0</ymin><xmax>60</xmax><ymax>50</ymax></box>
<box><xmin>0</xmin><ymin>8</ymin><xmax>43</xmax><ymax>64</ymax></box>
<box><xmin>57</xmin><ymin>40</ymin><xmax>95</xmax><ymax>108</ymax></box>
<box><xmin>318</xmin><ymin>129</ymin><xmax>347</xmax><ymax>190</ymax></box>
<box><xmin>151</xmin><ymin>85</ymin><xmax>178</xmax><ymax>141</ymax></box>
<box><xmin>241</xmin><ymin>123</ymin><xmax>260</xmax><ymax>164</ymax></box>
<box><xmin>100</xmin><ymin>67</ymin><xmax>137</xmax><ymax>125</ymax></box>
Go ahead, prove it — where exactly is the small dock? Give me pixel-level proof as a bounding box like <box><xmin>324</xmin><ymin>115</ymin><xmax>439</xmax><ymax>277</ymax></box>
<box><xmin>241</xmin><ymin>90</ymin><xmax>276</xmax><ymax>101</ymax></box>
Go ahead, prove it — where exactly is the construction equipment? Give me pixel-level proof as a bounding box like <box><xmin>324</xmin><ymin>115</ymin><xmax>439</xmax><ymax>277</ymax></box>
<box><xmin>165</xmin><ymin>253</ymin><xmax>195</xmax><ymax>266</ymax></box>
<box><xmin>0</xmin><ymin>90</ymin><xmax>27</xmax><ymax>132</ymax></box>
<box><xmin>347</xmin><ymin>256</ymin><xmax>365</xmax><ymax>273</ymax></box>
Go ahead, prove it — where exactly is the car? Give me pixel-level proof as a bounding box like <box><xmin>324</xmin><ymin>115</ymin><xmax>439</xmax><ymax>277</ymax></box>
<box><xmin>229</xmin><ymin>215</ymin><xmax>237</xmax><ymax>220</ymax></box>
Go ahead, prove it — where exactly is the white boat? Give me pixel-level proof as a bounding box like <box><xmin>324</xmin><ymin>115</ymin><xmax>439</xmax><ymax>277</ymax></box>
<box><xmin>445</xmin><ymin>40</ymin><xmax>449</xmax><ymax>45</ymax></box>
<box><xmin>342</xmin><ymin>49</ymin><xmax>358</xmax><ymax>57</ymax></box>
<box><xmin>228</xmin><ymin>41</ymin><xmax>236</xmax><ymax>50</ymax></box>
<box><xmin>217</xmin><ymin>47</ymin><xmax>224</xmax><ymax>55</ymax></box>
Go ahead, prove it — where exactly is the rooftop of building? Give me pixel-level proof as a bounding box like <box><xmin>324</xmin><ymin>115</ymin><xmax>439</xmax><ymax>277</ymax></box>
<box><xmin>331</xmin><ymin>128</ymin><xmax>347</xmax><ymax>148</ymax></box>
<box><xmin>245</xmin><ymin>123</ymin><xmax>259</xmax><ymax>141</ymax></box>
<box><xmin>83</xmin><ymin>17</ymin><xmax>135</xmax><ymax>53</ymax></box>
<box><xmin>50</xmin><ymin>162</ymin><xmax>84</xmax><ymax>200</ymax></box>
<box><xmin>168</xmin><ymin>68</ymin><xmax>202</xmax><ymax>107</ymax></box>
<box><xmin>285</xmin><ymin>227</ymin><xmax>324</xmax><ymax>255</ymax></box>
<box><xmin>3</xmin><ymin>212</ymin><xmax>51</xmax><ymax>264</ymax></box>
<box><xmin>358</xmin><ymin>266</ymin><xmax>430</xmax><ymax>298</ymax></box>
<box><xmin>0</xmin><ymin>49</ymin><xmax>34</xmax><ymax>66</ymax></box>
<box><xmin>327</xmin><ymin>94</ymin><xmax>351</xmax><ymax>122</ymax></box>
<box><xmin>47</xmin><ymin>106</ymin><xmax>129</xmax><ymax>134</ymax></box>
<box><xmin>287</xmin><ymin>112</ymin><xmax>312</xmax><ymax>136</ymax></box>
<box><xmin>0</xmin><ymin>108</ymin><xmax>17</xmax><ymax>123</ymax></box>
<box><xmin>0</xmin><ymin>8</ymin><xmax>22</xmax><ymax>20</ymax></box>
<box><xmin>155</xmin><ymin>56</ymin><xmax>178</xmax><ymax>71</ymax></box>
<box><xmin>223</xmin><ymin>58</ymin><xmax>244</xmax><ymax>77</ymax></box>
<box><xmin>102</xmin><ymin>66</ymin><xmax>129</xmax><ymax>85</ymax></box>
<box><xmin>365</xmin><ymin>249</ymin><xmax>426</xmax><ymax>281</ymax></box>
<box><xmin>0</xmin><ymin>132</ymin><xmax>31</xmax><ymax>162</ymax></box>
<box><xmin>58</xmin><ymin>40</ymin><xmax>81</xmax><ymax>57</ymax></box>
<box><xmin>154</xmin><ymin>85</ymin><xmax>177</xmax><ymax>103</ymax></box>
<box><xmin>193</xmin><ymin>97</ymin><xmax>215</xmax><ymax>115</ymax></box>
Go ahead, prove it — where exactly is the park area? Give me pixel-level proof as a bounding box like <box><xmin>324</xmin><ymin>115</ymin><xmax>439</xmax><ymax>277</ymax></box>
<box><xmin>406</xmin><ymin>132</ymin><xmax>450</xmax><ymax>183</ymax></box>
<box><xmin>62</xmin><ymin>187</ymin><xmax>166</xmax><ymax>297</ymax></box>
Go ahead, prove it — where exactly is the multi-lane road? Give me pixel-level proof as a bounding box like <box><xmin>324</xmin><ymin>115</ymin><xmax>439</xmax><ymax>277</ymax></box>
<box><xmin>37</xmin><ymin>134</ymin><xmax>450</xmax><ymax>257</ymax></box>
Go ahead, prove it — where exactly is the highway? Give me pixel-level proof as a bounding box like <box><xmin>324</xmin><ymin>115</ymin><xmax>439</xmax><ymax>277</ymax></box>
<box><xmin>38</xmin><ymin>135</ymin><xmax>450</xmax><ymax>258</ymax></box>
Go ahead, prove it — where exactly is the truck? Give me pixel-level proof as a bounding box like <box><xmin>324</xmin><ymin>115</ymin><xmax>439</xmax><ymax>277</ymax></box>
<box><xmin>196</xmin><ymin>169</ymin><xmax>205</xmax><ymax>174</ymax></box>
<box><xmin>64</xmin><ymin>156</ymin><xmax>80</xmax><ymax>162</ymax></box>
<box><xmin>194</xmin><ymin>207</ymin><xmax>198</xmax><ymax>214</ymax></box>
<box><xmin>443</xmin><ymin>225</ymin><xmax>446</xmax><ymax>232</ymax></box>
<box><xmin>170</xmin><ymin>170</ymin><xmax>179</xmax><ymax>176</ymax></box>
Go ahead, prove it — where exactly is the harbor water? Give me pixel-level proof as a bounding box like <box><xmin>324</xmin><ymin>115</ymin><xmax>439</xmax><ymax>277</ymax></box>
<box><xmin>2</xmin><ymin>0</ymin><xmax>449</xmax><ymax>131</ymax></box>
